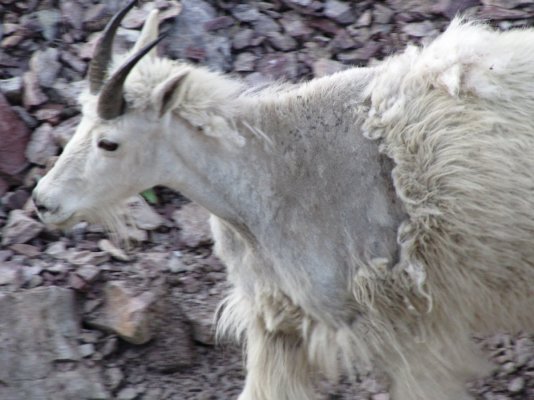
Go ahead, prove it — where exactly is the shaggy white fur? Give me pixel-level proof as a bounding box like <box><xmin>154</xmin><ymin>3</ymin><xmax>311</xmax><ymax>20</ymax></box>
<box><xmin>33</xmin><ymin>11</ymin><xmax>534</xmax><ymax>400</ymax></box>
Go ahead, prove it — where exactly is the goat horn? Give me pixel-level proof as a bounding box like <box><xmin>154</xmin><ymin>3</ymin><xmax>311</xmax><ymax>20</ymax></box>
<box><xmin>88</xmin><ymin>0</ymin><xmax>138</xmax><ymax>94</ymax></box>
<box><xmin>97</xmin><ymin>34</ymin><xmax>167</xmax><ymax>120</ymax></box>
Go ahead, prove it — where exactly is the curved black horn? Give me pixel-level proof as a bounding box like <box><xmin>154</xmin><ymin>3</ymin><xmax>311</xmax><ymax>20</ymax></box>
<box><xmin>97</xmin><ymin>34</ymin><xmax>166</xmax><ymax>120</ymax></box>
<box><xmin>88</xmin><ymin>0</ymin><xmax>138</xmax><ymax>94</ymax></box>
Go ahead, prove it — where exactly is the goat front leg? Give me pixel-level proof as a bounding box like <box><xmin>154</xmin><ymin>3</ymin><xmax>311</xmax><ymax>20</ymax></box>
<box><xmin>238</xmin><ymin>322</ymin><xmax>316</xmax><ymax>400</ymax></box>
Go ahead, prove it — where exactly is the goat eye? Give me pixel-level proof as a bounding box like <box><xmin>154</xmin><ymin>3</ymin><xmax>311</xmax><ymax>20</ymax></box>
<box><xmin>98</xmin><ymin>139</ymin><xmax>119</xmax><ymax>152</ymax></box>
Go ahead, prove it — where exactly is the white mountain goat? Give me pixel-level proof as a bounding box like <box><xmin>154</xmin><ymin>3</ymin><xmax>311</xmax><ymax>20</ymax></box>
<box><xmin>33</xmin><ymin>2</ymin><xmax>533</xmax><ymax>399</ymax></box>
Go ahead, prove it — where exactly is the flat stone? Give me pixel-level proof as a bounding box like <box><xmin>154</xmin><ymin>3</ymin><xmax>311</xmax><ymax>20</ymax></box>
<box><xmin>0</xmin><ymin>262</ymin><xmax>21</xmax><ymax>285</ymax></box>
<box><xmin>312</xmin><ymin>58</ymin><xmax>347</xmax><ymax>78</ymax></box>
<box><xmin>232</xmin><ymin>28</ymin><xmax>255</xmax><ymax>49</ymax></box>
<box><xmin>508</xmin><ymin>376</ymin><xmax>525</xmax><ymax>393</ymax></box>
<box><xmin>34</xmin><ymin>104</ymin><xmax>64</xmax><ymax>124</ymax></box>
<box><xmin>252</xmin><ymin>14</ymin><xmax>281</xmax><ymax>35</ymax></box>
<box><xmin>30</xmin><ymin>48</ymin><xmax>61</xmax><ymax>88</ymax></box>
<box><xmin>0</xmin><ymin>287</ymin><xmax>108</xmax><ymax>399</ymax></box>
<box><xmin>267</xmin><ymin>31</ymin><xmax>298</xmax><ymax>51</ymax></box>
<box><xmin>25</xmin><ymin>123</ymin><xmax>58</xmax><ymax>166</ymax></box>
<box><xmin>9</xmin><ymin>243</ymin><xmax>40</xmax><ymax>257</ymax></box>
<box><xmin>83</xmin><ymin>3</ymin><xmax>111</xmax><ymax>32</ymax></box>
<box><xmin>89</xmin><ymin>281</ymin><xmax>156</xmax><ymax>345</ymax></box>
<box><xmin>373</xmin><ymin>4</ymin><xmax>394</xmax><ymax>24</ymax></box>
<box><xmin>256</xmin><ymin>52</ymin><xmax>299</xmax><ymax>81</ymax></box>
<box><xmin>324</xmin><ymin>0</ymin><xmax>355</xmax><ymax>25</ymax></box>
<box><xmin>280</xmin><ymin>13</ymin><xmax>313</xmax><ymax>38</ymax></box>
<box><xmin>203</xmin><ymin>15</ymin><xmax>235</xmax><ymax>31</ymax></box>
<box><xmin>36</xmin><ymin>9</ymin><xmax>61</xmax><ymax>42</ymax></box>
<box><xmin>68</xmin><ymin>250</ymin><xmax>110</xmax><ymax>266</ymax></box>
<box><xmin>1</xmin><ymin>210</ymin><xmax>44</xmax><ymax>246</ymax></box>
<box><xmin>0</xmin><ymin>93</ymin><xmax>30</xmax><ymax>176</ymax></box>
<box><xmin>0</xmin><ymin>76</ymin><xmax>23</xmax><ymax>102</ymax></box>
<box><xmin>60</xmin><ymin>1</ymin><xmax>84</xmax><ymax>30</ymax></box>
<box><xmin>117</xmin><ymin>387</ymin><xmax>139</xmax><ymax>400</ymax></box>
<box><xmin>79</xmin><ymin>343</ymin><xmax>95</xmax><ymax>358</ymax></box>
<box><xmin>45</xmin><ymin>241</ymin><xmax>69</xmax><ymax>259</ymax></box>
<box><xmin>233</xmin><ymin>52</ymin><xmax>257</xmax><ymax>72</ymax></box>
<box><xmin>231</xmin><ymin>4</ymin><xmax>261</xmax><ymax>22</ymax></box>
<box><xmin>402</xmin><ymin>21</ymin><xmax>439</xmax><ymax>38</ymax></box>
<box><xmin>22</xmin><ymin>71</ymin><xmax>48</xmax><ymax>108</ymax></box>
<box><xmin>167</xmin><ymin>0</ymin><xmax>232</xmax><ymax>71</ymax></box>
<box><xmin>51</xmin><ymin>115</ymin><xmax>81</xmax><ymax>148</ymax></box>
<box><xmin>104</xmin><ymin>367</ymin><xmax>124</xmax><ymax>391</ymax></box>
<box><xmin>2</xmin><ymin>188</ymin><xmax>30</xmax><ymax>211</ymax></box>
<box><xmin>75</xmin><ymin>264</ymin><xmax>100</xmax><ymax>283</ymax></box>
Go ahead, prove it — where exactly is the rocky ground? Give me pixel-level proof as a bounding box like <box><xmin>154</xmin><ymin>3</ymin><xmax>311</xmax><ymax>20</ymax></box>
<box><xmin>1</xmin><ymin>0</ymin><xmax>533</xmax><ymax>399</ymax></box>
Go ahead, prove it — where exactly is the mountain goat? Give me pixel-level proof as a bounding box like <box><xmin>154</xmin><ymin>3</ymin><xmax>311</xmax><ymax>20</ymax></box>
<box><xmin>32</xmin><ymin>1</ymin><xmax>533</xmax><ymax>399</ymax></box>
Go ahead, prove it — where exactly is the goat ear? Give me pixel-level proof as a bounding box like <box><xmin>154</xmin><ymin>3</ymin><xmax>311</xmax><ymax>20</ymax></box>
<box><xmin>152</xmin><ymin>70</ymin><xmax>190</xmax><ymax>117</ymax></box>
<box><xmin>131</xmin><ymin>9</ymin><xmax>159</xmax><ymax>58</ymax></box>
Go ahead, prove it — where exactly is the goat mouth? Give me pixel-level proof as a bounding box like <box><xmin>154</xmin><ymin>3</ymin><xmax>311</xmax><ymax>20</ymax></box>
<box><xmin>37</xmin><ymin>210</ymin><xmax>77</xmax><ymax>229</ymax></box>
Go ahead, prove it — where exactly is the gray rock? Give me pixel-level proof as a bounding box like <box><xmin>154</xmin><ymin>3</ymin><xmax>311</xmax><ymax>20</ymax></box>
<box><xmin>267</xmin><ymin>31</ymin><xmax>298</xmax><ymax>51</ymax></box>
<box><xmin>145</xmin><ymin>294</ymin><xmax>196</xmax><ymax>372</ymax></box>
<box><xmin>104</xmin><ymin>367</ymin><xmax>124</xmax><ymax>391</ymax></box>
<box><xmin>312</xmin><ymin>58</ymin><xmax>347</xmax><ymax>78</ymax></box>
<box><xmin>256</xmin><ymin>52</ymin><xmax>299</xmax><ymax>81</ymax></box>
<box><xmin>373</xmin><ymin>4</ymin><xmax>394</xmax><ymax>24</ymax></box>
<box><xmin>83</xmin><ymin>3</ymin><xmax>111</xmax><ymax>32</ymax></box>
<box><xmin>0</xmin><ymin>262</ymin><xmax>21</xmax><ymax>285</ymax></box>
<box><xmin>68</xmin><ymin>250</ymin><xmax>110</xmax><ymax>266</ymax></box>
<box><xmin>232</xmin><ymin>28</ymin><xmax>255</xmax><ymax>50</ymax></box>
<box><xmin>172</xmin><ymin>203</ymin><xmax>213</xmax><ymax>248</ymax></box>
<box><xmin>79</xmin><ymin>343</ymin><xmax>95</xmax><ymax>358</ymax></box>
<box><xmin>51</xmin><ymin>79</ymin><xmax>85</xmax><ymax>106</ymax></box>
<box><xmin>0</xmin><ymin>287</ymin><xmax>108</xmax><ymax>399</ymax></box>
<box><xmin>1</xmin><ymin>210</ymin><xmax>44</xmax><ymax>246</ymax></box>
<box><xmin>280</xmin><ymin>12</ymin><xmax>313</xmax><ymax>38</ymax></box>
<box><xmin>75</xmin><ymin>264</ymin><xmax>100</xmax><ymax>283</ymax></box>
<box><xmin>36</xmin><ymin>9</ymin><xmax>61</xmax><ymax>41</ymax></box>
<box><xmin>167</xmin><ymin>0</ymin><xmax>232</xmax><ymax>71</ymax></box>
<box><xmin>117</xmin><ymin>387</ymin><xmax>139</xmax><ymax>400</ymax></box>
<box><xmin>22</xmin><ymin>71</ymin><xmax>48</xmax><ymax>108</ymax></box>
<box><xmin>2</xmin><ymin>188</ymin><xmax>30</xmax><ymax>210</ymax></box>
<box><xmin>25</xmin><ymin>123</ymin><xmax>58</xmax><ymax>165</ymax></box>
<box><xmin>45</xmin><ymin>241</ymin><xmax>69</xmax><ymax>259</ymax></box>
<box><xmin>507</xmin><ymin>376</ymin><xmax>525</xmax><ymax>393</ymax></box>
<box><xmin>30</xmin><ymin>48</ymin><xmax>61</xmax><ymax>88</ymax></box>
<box><xmin>402</xmin><ymin>21</ymin><xmax>439</xmax><ymax>38</ymax></box>
<box><xmin>0</xmin><ymin>76</ymin><xmax>23</xmax><ymax>102</ymax></box>
<box><xmin>324</xmin><ymin>0</ymin><xmax>355</xmax><ymax>25</ymax></box>
<box><xmin>252</xmin><ymin>14</ymin><xmax>282</xmax><ymax>35</ymax></box>
<box><xmin>9</xmin><ymin>243</ymin><xmax>40</xmax><ymax>257</ymax></box>
<box><xmin>233</xmin><ymin>52</ymin><xmax>257</xmax><ymax>72</ymax></box>
<box><xmin>60</xmin><ymin>1</ymin><xmax>84</xmax><ymax>31</ymax></box>
<box><xmin>51</xmin><ymin>115</ymin><xmax>81</xmax><ymax>148</ymax></box>
<box><xmin>231</xmin><ymin>4</ymin><xmax>261</xmax><ymax>22</ymax></box>
<box><xmin>355</xmin><ymin>9</ymin><xmax>373</xmax><ymax>27</ymax></box>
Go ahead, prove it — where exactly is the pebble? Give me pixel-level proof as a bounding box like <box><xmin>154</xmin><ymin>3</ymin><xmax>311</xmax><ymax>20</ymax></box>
<box><xmin>76</xmin><ymin>264</ymin><xmax>100</xmax><ymax>283</ymax></box>
<box><xmin>79</xmin><ymin>343</ymin><xmax>95</xmax><ymax>358</ymax></box>
<box><xmin>507</xmin><ymin>376</ymin><xmax>525</xmax><ymax>393</ymax></box>
<box><xmin>117</xmin><ymin>387</ymin><xmax>139</xmax><ymax>400</ymax></box>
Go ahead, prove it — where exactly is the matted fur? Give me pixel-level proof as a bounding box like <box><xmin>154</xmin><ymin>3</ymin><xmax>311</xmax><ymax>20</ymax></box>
<box><xmin>217</xmin><ymin>19</ymin><xmax>534</xmax><ymax>400</ymax></box>
<box><xmin>33</xmin><ymin>12</ymin><xmax>534</xmax><ymax>400</ymax></box>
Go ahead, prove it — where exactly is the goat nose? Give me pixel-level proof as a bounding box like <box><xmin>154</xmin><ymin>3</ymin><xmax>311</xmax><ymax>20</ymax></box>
<box><xmin>32</xmin><ymin>192</ymin><xmax>57</xmax><ymax>214</ymax></box>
